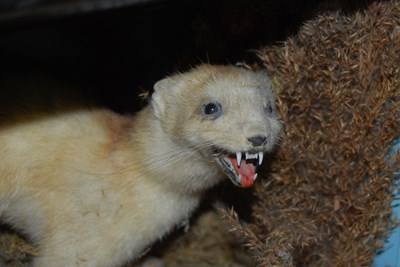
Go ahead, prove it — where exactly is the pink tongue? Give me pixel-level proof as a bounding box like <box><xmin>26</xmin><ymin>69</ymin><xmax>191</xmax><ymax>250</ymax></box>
<box><xmin>228</xmin><ymin>158</ymin><xmax>256</xmax><ymax>188</ymax></box>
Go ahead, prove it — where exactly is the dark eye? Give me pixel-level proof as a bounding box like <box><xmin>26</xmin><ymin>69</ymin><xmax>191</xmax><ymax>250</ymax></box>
<box><xmin>204</xmin><ymin>103</ymin><xmax>219</xmax><ymax>114</ymax></box>
<box><xmin>202</xmin><ymin>102</ymin><xmax>222</xmax><ymax>119</ymax></box>
<box><xmin>265</xmin><ymin>102</ymin><xmax>275</xmax><ymax>115</ymax></box>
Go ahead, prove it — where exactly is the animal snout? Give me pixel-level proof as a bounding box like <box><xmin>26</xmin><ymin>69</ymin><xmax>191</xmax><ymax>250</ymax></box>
<box><xmin>247</xmin><ymin>135</ymin><xmax>267</xmax><ymax>147</ymax></box>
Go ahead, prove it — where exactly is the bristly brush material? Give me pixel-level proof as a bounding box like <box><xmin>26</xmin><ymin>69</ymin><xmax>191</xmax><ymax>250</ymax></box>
<box><xmin>224</xmin><ymin>1</ymin><xmax>400</xmax><ymax>266</ymax></box>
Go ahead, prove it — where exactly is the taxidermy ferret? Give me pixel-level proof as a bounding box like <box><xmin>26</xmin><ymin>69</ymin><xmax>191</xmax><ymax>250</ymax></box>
<box><xmin>0</xmin><ymin>64</ymin><xmax>282</xmax><ymax>266</ymax></box>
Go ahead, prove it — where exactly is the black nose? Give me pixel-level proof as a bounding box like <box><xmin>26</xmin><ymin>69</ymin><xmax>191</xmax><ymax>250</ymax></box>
<box><xmin>247</xmin><ymin>135</ymin><xmax>267</xmax><ymax>146</ymax></box>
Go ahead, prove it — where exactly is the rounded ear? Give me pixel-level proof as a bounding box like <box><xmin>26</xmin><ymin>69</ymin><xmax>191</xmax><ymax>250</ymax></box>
<box><xmin>151</xmin><ymin>91</ymin><xmax>164</xmax><ymax>119</ymax></box>
<box><xmin>151</xmin><ymin>77</ymin><xmax>180</xmax><ymax>119</ymax></box>
<box><xmin>154</xmin><ymin>76</ymin><xmax>181</xmax><ymax>93</ymax></box>
<box><xmin>151</xmin><ymin>68</ymin><xmax>209</xmax><ymax>119</ymax></box>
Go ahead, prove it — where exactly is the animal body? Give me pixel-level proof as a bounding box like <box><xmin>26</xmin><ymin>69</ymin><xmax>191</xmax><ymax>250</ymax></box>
<box><xmin>0</xmin><ymin>64</ymin><xmax>281</xmax><ymax>266</ymax></box>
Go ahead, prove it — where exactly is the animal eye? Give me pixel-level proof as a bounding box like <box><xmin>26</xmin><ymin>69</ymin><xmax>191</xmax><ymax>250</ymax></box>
<box><xmin>265</xmin><ymin>102</ymin><xmax>275</xmax><ymax>115</ymax></box>
<box><xmin>202</xmin><ymin>102</ymin><xmax>222</xmax><ymax>119</ymax></box>
<box><xmin>204</xmin><ymin>103</ymin><xmax>219</xmax><ymax>114</ymax></box>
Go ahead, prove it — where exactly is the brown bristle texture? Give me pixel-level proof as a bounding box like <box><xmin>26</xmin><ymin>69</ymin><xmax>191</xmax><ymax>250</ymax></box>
<box><xmin>224</xmin><ymin>1</ymin><xmax>400</xmax><ymax>266</ymax></box>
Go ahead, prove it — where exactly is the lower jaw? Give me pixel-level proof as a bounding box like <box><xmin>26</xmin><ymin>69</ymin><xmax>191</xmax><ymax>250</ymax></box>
<box><xmin>215</xmin><ymin>157</ymin><xmax>257</xmax><ymax>188</ymax></box>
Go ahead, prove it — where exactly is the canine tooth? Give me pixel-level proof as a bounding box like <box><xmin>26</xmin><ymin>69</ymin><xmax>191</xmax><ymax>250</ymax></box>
<box><xmin>236</xmin><ymin>152</ymin><xmax>242</xmax><ymax>166</ymax></box>
<box><xmin>254</xmin><ymin>173</ymin><xmax>258</xmax><ymax>181</ymax></box>
<box><xmin>258</xmin><ymin>152</ymin><xmax>264</xmax><ymax>165</ymax></box>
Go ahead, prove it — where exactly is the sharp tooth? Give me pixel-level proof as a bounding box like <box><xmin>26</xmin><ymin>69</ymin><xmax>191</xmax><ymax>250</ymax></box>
<box><xmin>254</xmin><ymin>173</ymin><xmax>258</xmax><ymax>181</ymax></box>
<box><xmin>258</xmin><ymin>152</ymin><xmax>264</xmax><ymax>165</ymax></box>
<box><xmin>236</xmin><ymin>152</ymin><xmax>242</xmax><ymax>167</ymax></box>
<box><xmin>245</xmin><ymin>152</ymin><xmax>249</xmax><ymax>160</ymax></box>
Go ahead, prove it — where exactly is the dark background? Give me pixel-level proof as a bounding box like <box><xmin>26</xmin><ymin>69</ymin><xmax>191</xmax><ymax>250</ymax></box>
<box><xmin>0</xmin><ymin>0</ymin><xmax>369</xmax><ymax>112</ymax></box>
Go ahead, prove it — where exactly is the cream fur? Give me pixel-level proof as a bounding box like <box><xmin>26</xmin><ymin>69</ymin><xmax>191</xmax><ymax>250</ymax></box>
<box><xmin>0</xmin><ymin>64</ymin><xmax>281</xmax><ymax>266</ymax></box>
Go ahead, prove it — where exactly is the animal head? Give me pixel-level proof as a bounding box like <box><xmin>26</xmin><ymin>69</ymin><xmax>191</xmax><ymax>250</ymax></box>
<box><xmin>151</xmin><ymin>64</ymin><xmax>282</xmax><ymax>187</ymax></box>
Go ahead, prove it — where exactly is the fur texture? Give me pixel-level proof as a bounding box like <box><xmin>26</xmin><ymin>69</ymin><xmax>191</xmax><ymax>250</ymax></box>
<box><xmin>0</xmin><ymin>64</ymin><xmax>281</xmax><ymax>266</ymax></box>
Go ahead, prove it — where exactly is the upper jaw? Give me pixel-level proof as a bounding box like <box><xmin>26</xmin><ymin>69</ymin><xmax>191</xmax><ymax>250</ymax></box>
<box><xmin>213</xmin><ymin>149</ymin><xmax>264</xmax><ymax>188</ymax></box>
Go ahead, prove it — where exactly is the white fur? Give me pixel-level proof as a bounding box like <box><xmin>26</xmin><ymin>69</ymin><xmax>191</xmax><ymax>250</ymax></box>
<box><xmin>0</xmin><ymin>64</ymin><xmax>281</xmax><ymax>266</ymax></box>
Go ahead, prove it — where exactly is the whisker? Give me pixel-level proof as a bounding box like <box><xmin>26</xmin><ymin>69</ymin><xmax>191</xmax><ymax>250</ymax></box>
<box><xmin>75</xmin><ymin>140</ymin><xmax>219</xmax><ymax>180</ymax></box>
<box><xmin>119</xmin><ymin>141</ymin><xmax>221</xmax><ymax>182</ymax></box>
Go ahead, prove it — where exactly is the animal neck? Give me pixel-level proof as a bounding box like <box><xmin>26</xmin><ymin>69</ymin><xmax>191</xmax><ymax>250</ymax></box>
<box><xmin>132</xmin><ymin>108</ymin><xmax>223</xmax><ymax>194</ymax></box>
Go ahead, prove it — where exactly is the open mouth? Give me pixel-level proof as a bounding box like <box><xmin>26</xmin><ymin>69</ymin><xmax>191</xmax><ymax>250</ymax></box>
<box><xmin>214</xmin><ymin>150</ymin><xmax>264</xmax><ymax>188</ymax></box>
